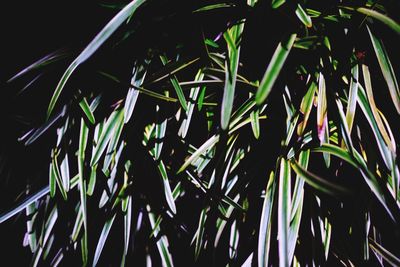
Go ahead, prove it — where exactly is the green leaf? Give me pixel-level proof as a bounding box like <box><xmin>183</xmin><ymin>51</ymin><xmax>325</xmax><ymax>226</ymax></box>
<box><xmin>367</xmin><ymin>26</ymin><xmax>400</xmax><ymax>114</ymax></box>
<box><xmin>290</xmin><ymin>159</ymin><xmax>351</xmax><ymax>196</ymax></box>
<box><xmin>91</xmin><ymin>109</ymin><xmax>125</xmax><ymax>166</ymax></box>
<box><xmin>357</xmin><ymin>7</ymin><xmax>400</xmax><ymax>34</ymax></box>
<box><xmin>298</xmin><ymin>81</ymin><xmax>316</xmax><ymax>136</ymax></box>
<box><xmin>93</xmin><ymin>215</ymin><xmax>116</xmax><ymax>266</ymax></box>
<box><xmin>255</xmin><ymin>34</ymin><xmax>296</xmax><ymax>105</ymax></box>
<box><xmin>47</xmin><ymin>0</ymin><xmax>147</xmax><ymax>118</ymax></box>
<box><xmin>295</xmin><ymin>4</ymin><xmax>312</xmax><ymax>27</ymax></box>
<box><xmin>79</xmin><ymin>97</ymin><xmax>96</xmax><ymax>124</ymax></box>
<box><xmin>250</xmin><ymin>109</ymin><xmax>260</xmax><ymax>139</ymax></box>
<box><xmin>271</xmin><ymin>0</ymin><xmax>285</xmax><ymax>9</ymax></box>
<box><xmin>258</xmin><ymin>171</ymin><xmax>277</xmax><ymax>267</ymax></box>
<box><xmin>221</xmin><ymin>30</ymin><xmax>241</xmax><ymax>130</ymax></box>
<box><xmin>49</xmin><ymin>163</ymin><xmax>56</xmax><ymax>198</ymax></box>
<box><xmin>160</xmin><ymin>55</ymin><xmax>188</xmax><ymax>111</ymax></box>
<box><xmin>177</xmin><ymin>134</ymin><xmax>220</xmax><ymax>173</ymax></box>
<box><xmin>60</xmin><ymin>154</ymin><xmax>70</xmax><ymax>192</ymax></box>
<box><xmin>194</xmin><ymin>3</ymin><xmax>234</xmax><ymax>12</ymax></box>
<box><xmin>278</xmin><ymin>158</ymin><xmax>291</xmax><ymax>267</ymax></box>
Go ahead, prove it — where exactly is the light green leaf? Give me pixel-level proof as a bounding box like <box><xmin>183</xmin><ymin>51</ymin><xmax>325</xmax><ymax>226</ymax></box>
<box><xmin>79</xmin><ymin>97</ymin><xmax>95</xmax><ymax>124</ymax></box>
<box><xmin>358</xmin><ymin>8</ymin><xmax>400</xmax><ymax>34</ymax></box>
<box><xmin>290</xmin><ymin>159</ymin><xmax>351</xmax><ymax>196</ymax></box>
<box><xmin>47</xmin><ymin>0</ymin><xmax>147</xmax><ymax>117</ymax></box>
<box><xmin>295</xmin><ymin>4</ymin><xmax>312</xmax><ymax>27</ymax></box>
<box><xmin>255</xmin><ymin>34</ymin><xmax>297</xmax><ymax>105</ymax></box>
<box><xmin>278</xmin><ymin>158</ymin><xmax>291</xmax><ymax>267</ymax></box>
<box><xmin>367</xmin><ymin>26</ymin><xmax>400</xmax><ymax>114</ymax></box>
<box><xmin>91</xmin><ymin>109</ymin><xmax>125</xmax><ymax>166</ymax></box>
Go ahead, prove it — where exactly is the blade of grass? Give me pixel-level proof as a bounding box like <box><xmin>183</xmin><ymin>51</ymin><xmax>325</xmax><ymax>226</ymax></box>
<box><xmin>47</xmin><ymin>0</ymin><xmax>147</xmax><ymax>118</ymax></box>
<box><xmin>367</xmin><ymin>26</ymin><xmax>400</xmax><ymax>114</ymax></box>
<box><xmin>79</xmin><ymin>97</ymin><xmax>95</xmax><ymax>124</ymax></box>
<box><xmin>278</xmin><ymin>158</ymin><xmax>291</xmax><ymax>267</ymax></box>
<box><xmin>255</xmin><ymin>34</ymin><xmax>296</xmax><ymax>105</ymax></box>
<box><xmin>258</xmin><ymin>171</ymin><xmax>277</xmax><ymax>267</ymax></box>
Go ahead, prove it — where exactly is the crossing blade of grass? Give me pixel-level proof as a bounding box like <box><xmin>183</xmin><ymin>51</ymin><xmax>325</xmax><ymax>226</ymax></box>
<box><xmin>121</xmin><ymin>196</ymin><xmax>132</xmax><ymax>266</ymax></box>
<box><xmin>60</xmin><ymin>154</ymin><xmax>70</xmax><ymax>191</ymax></box>
<box><xmin>158</xmin><ymin>161</ymin><xmax>177</xmax><ymax>214</ymax></box>
<box><xmin>25</xmin><ymin>105</ymin><xmax>67</xmax><ymax>146</ymax></box>
<box><xmin>49</xmin><ymin>163</ymin><xmax>56</xmax><ymax>198</ymax></box>
<box><xmin>91</xmin><ymin>109</ymin><xmax>125</xmax><ymax>166</ymax></box>
<box><xmin>160</xmin><ymin>55</ymin><xmax>188</xmax><ymax>111</ymax></box>
<box><xmin>255</xmin><ymin>34</ymin><xmax>296</xmax><ymax>105</ymax></box>
<box><xmin>51</xmin><ymin>155</ymin><xmax>68</xmax><ymax>200</ymax></box>
<box><xmin>295</xmin><ymin>4</ymin><xmax>312</xmax><ymax>27</ymax></box>
<box><xmin>357</xmin><ymin>8</ymin><xmax>400</xmax><ymax>34</ymax></box>
<box><xmin>367</xmin><ymin>26</ymin><xmax>400</xmax><ymax>114</ymax></box>
<box><xmin>47</xmin><ymin>0</ymin><xmax>147</xmax><ymax>118</ymax></box>
<box><xmin>221</xmin><ymin>30</ymin><xmax>240</xmax><ymax>130</ymax></box>
<box><xmin>0</xmin><ymin>186</ymin><xmax>49</xmax><ymax>224</ymax></box>
<box><xmin>298</xmin><ymin>81</ymin><xmax>316</xmax><ymax>136</ymax></box>
<box><xmin>124</xmin><ymin>63</ymin><xmax>147</xmax><ymax>123</ymax></box>
<box><xmin>357</xmin><ymin>84</ymin><xmax>392</xmax><ymax>168</ymax></box>
<box><xmin>78</xmin><ymin>118</ymin><xmax>89</xmax><ymax>264</ymax></box>
<box><xmin>147</xmin><ymin>206</ymin><xmax>174</xmax><ymax>267</ymax></box>
<box><xmin>195</xmin><ymin>207</ymin><xmax>208</xmax><ymax>260</ymax></box>
<box><xmin>278</xmin><ymin>158</ymin><xmax>291</xmax><ymax>267</ymax></box>
<box><xmin>290</xmin><ymin>159</ymin><xmax>351</xmax><ymax>196</ymax></box>
<box><xmin>290</xmin><ymin>150</ymin><xmax>309</xmax><ymax>220</ymax></box>
<box><xmin>369</xmin><ymin>238</ymin><xmax>400</xmax><ymax>266</ymax></box>
<box><xmin>362</xmin><ymin>64</ymin><xmax>393</xmax><ymax>151</ymax></box>
<box><xmin>345</xmin><ymin>64</ymin><xmax>359</xmax><ymax>133</ymax></box>
<box><xmin>26</xmin><ymin>202</ymin><xmax>38</xmax><ymax>252</ymax></box>
<box><xmin>179</xmin><ymin>70</ymin><xmax>204</xmax><ymax>138</ymax></box>
<box><xmin>79</xmin><ymin>97</ymin><xmax>96</xmax><ymax>124</ymax></box>
<box><xmin>258</xmin><ymin>171</ymin><xmax>277</xmax><ymax>267</ymax></box>
<box><xmin>177</xmin><ymin>134</ymin><xmax>220</xmax><ymax>173</ymax></box>
<box><xmin>93</xmin><ymin>215</ymin><xmax>116</xmax><ymax>266</ymax></box>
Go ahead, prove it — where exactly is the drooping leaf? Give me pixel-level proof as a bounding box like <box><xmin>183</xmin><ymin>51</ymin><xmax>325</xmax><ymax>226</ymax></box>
<box><xmin>47</xmin><ymin>0</ymin><xmax>147</xmax><ymax>117</ymax></box>
<box><xmin>93</xmin><ymin>215</ymin><xmax>116</xmax><ymax>266</ymax></box>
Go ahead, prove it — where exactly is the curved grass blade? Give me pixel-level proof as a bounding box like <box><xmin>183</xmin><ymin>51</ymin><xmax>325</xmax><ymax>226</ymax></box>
<box><xmin>358</xmin><ymin>8</ymin><xmax>400</xmax><ymax>34</ymax></box>
<box><xmin>362</xmin><ymin>64</ymin><xmax>393</xmax><ymax>151</ymax></box>
<box><xmin>47</xmin><ymin>0</ymin><xmax>147</xmax><ymax>118</ymax></box>
<box><xmin>0</xmin><ymin>186</ymin><xmax>49</xmax><ymax>224</ymax></box>
<box><xmin>290</xmin><ymin>159</ymin><xmax>351</xmax><ymax>196</ymax></box>
<box><xmin>258</xmin><ymin>171</ymin><xmax>276</xmax><ymax>267</ymax></box>
<box><xmin>367</xmin><ymin>27</ymin><xmax>400</xmax><ymax>114</ymax></box>
<box><xmin>91</xmin><ymin>109</ymin><xmax>125</xmax><ymax>166</ymax></box>
<box><xmin>160</xmin><ymin>55</ymin><xmax>188</xmax><ymax>111</ymax></box>
<box><xmin>255</xmin><ymin>34</ymin><xmax>297</xmax><ymax>105</ymax></box>
<box><xmin>369</xmin><ymin>238</ymin><xmax>400</xmax><ymax>266</ymax></box>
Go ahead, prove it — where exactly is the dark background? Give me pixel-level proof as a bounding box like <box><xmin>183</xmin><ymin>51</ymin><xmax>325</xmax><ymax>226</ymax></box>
<box><xmin>0</xmin><ymin>2</ymin><xmax>113</xmax><ymax>263</ymax></box>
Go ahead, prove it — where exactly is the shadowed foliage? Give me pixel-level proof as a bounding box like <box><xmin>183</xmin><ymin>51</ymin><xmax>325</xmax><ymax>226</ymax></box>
<box><xmin>1</xmin><ymin>0</ymin><xmax>400</xmax><ymax>266</ymax></box>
